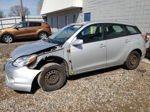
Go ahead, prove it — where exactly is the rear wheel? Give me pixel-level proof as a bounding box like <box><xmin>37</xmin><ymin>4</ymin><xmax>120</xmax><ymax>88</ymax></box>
<box><xmin>124</xmin><ymin>51</ymin><xmax>141</xmax><ymax>70</ymax></box>
<box><xmin>2</xmin><ymin>34</ymin><xmax>13</xmax><ymax>43</ymax></box>
<box><xmin>38</xmin><ymin>32</ymin><xmax>48</xmax><ymax>40</ymax></box>
<box><xmin>38</xmin><ymin>63</ymin><xmax>67</xmax><ymax>91</ymax></box>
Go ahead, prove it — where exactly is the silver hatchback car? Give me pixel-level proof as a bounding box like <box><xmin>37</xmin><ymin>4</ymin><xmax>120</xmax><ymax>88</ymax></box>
<box><xmin>4</xmin><ymin>22</ymin><xmax>146</xmax><ymax>92</ymax></box>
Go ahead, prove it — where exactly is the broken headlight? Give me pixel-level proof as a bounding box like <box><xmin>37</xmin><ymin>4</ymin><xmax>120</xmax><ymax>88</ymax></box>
<box><xmin>13</xmin><ymin>55</ymin><xmax>37</xmax><ymax>67</ymax></box>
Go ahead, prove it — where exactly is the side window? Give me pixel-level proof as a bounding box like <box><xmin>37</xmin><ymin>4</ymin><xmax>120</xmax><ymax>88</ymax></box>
<box><xmin>77</xmin><ymin>24</ymin><xmax>103</xmax><ymax>44</ymax></box>
<box><xmin>126</xmin><ymin>26</ymin><xmax>141</xmax><ymax>35</ymax></box>
<box><xmin>16</xmin><ymin>22</ymin><xmax>28</xmax><ymax>28</ymax></box>
<box><xmin>29</xmin><ymin>22</ymin><xmax>41</xmax><ymax>27</ymax></box>
<box><xmin>104</xmin><ymin>24</ymin><xmax>127</xmax><ymax>39</ymax></box>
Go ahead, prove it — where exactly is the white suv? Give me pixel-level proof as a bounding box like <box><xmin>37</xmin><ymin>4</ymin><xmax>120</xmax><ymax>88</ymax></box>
<box><xmin>4</xmin><ymin>22</ymin><xmax>146</xmax><ymax>92</ymax></box>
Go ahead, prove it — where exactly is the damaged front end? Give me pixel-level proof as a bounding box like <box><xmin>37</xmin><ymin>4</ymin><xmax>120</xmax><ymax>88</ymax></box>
<box><xmin>4</xmin><ymin>40</ymin><xmax>65</xmax><ymax>92</ymax></box>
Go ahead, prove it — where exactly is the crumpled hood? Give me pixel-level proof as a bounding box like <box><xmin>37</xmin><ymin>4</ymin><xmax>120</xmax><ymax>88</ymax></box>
<box><xmin>11</xmin><ymin>40</ymin><xmax>58</xmax><ymax>60</ymax></box>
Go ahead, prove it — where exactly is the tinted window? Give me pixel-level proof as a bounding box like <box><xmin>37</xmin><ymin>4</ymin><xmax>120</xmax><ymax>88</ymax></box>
<box><xmin>29</xmin><ymin>22</ymin><xmax>41</xmax><ymax>27</ymax></box>
<box><xmin>16</xmin><ymin>22</ymin><xmax>28</xmax><ymax>28</ymax></box>
<box><xmin>77</xmin><ymin>24</ymin><xmax>103</xmax><ymax>44</ymax></box>
<box><xmin>104</xmin><ymin>24</ymin><xmax>127</xmax><ymax>39</ymax></box>
<box><xmin>126</xmin><ymin>26</ymin><xmax>141</xmax><ymax>35</ymax></box>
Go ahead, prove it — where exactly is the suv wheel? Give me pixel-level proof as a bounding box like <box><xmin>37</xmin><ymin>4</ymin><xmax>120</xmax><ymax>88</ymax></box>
<box><xmin>2</xmin><ymin>34</ymin><xmax>13</xmax><ymax>43</ymax></box>
<box><xmin>124</xmin><ymin>51</ymin><xmax>141</xmax><ymax>70</ymax></box>
<box><xmin>38</xmin><ymin>32</ymin><xmax>48</xmax><ymax>40</ymax></box>
<box><xmin>38</xmin><ymin>63</ymin><xmax>67</xmax><ymax>91</ymax></box>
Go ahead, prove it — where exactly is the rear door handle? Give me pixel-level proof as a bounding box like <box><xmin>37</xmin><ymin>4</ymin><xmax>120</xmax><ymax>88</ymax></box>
<box><xmin>125</xmin><ymin>39</ymin><xmax>131</xmax><ymax>43</ymax></box>
<box><xmin>100</xmin><ymin>44</ymin><xmax>106</xmax><ymax>48</ymax></box>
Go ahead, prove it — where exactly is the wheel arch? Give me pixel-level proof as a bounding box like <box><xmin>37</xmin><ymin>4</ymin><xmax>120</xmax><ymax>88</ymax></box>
<box><xmin>37</xmin><ymin>30</ymin><xmax>48</xmax><ymax>37</ymax></box>
<box><xmin>1</xmin><ymin>32</ymin><xmax>15</xmax><ymax>38</ymax></box>
<box><xmin>124</xmin><ymin>48</ymin><xmax>142</xmax><ymax>64</ymax></box>
<box><xmin>35</xmin><ymin>56</ymin><xmax>69</xmax><ymax>76</ymax></box>
<box><xmin>31</xmin><ymin>56</ymin><xmax>69</xmax><ymax>91</ymax></box>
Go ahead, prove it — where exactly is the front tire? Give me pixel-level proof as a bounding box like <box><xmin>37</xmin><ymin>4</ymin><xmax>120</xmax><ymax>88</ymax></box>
<box><xmin>123</xmin><ymin>51</ymin><xmax>141</xmax><ymax>70</ymax></box>
<box><xmin>38</xmin><ymin>63</ymin><xmax>67</xmax><ymax>91</ymax></box>
<box><xmin>2</xmin><ymin>34</ymin><xmax>14</xmax><ymax>43</ymax></box>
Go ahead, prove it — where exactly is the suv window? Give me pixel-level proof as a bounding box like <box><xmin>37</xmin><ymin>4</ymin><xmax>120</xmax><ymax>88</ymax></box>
<box><xmin>126</xmin><ymin>26</ymin><xmax>141</xmax><ymax>35</ymax></box>
<box><xmin>29</xmin><ymin>22</ymin><xmax>41</xmax><ymax>27</ymax></box>
<box><xmin>16</xmin><ymin>22</ymin><xmax>28</xmax><ymax>28</ymax></box>
<box><xmin>77</xmin><ymin>24</ymin><xmax>103</xmax><ymax>44</ymax></box>
<box><xmin>104</xmin><ymin>24</ymin><xmax>127</xmax><ymax>39</ymax></box>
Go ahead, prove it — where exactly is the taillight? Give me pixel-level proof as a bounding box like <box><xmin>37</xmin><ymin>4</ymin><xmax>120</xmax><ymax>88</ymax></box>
<box><xmin>45</xmin><ymin>26</ymin><xmax>50</xmax><ymax>28</ymax></box>
<box><xmin>141</xmin><ymin>34</ymin><xmax>149</xmax><ymax>43</ymax></box>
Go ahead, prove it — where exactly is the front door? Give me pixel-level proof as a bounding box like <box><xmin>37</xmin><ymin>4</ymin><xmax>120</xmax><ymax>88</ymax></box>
<box><xmin>13</xmin><ymin>22</ymin><xmax>30</xmax><ymax>38</ymax></box>
<box><xmin>70</xmin><ymin>24</ymin><xmax>107</xmax><ymax>74</ymax></box>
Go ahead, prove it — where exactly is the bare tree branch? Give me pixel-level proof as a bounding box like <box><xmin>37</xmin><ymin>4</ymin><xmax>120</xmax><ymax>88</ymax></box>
<box><xmin>8</xmin><ymin>5</ymin><xmax>30</xmax><ymax>17</ymax></box>
<box><xmin>37</xmin><ymin>0</ymin><xmax>44</xmax><ymax>14</ymax></box>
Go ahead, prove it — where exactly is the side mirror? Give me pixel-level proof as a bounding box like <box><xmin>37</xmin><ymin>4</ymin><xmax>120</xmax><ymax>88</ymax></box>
<box><xmin>72</xmin><ymin>39</ymin><xmax>83</xmax><ymax>46</ymax></box>
<box><xmin>14</xmin><ymin>27</ymin><xmax>19</xmax><ymax>30</ymax></box>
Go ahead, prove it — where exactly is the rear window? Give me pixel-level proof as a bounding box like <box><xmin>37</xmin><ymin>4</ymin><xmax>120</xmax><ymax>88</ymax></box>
<box><xmin>126</xmin><ymin>26</ymin><xmax>141</xmax><ymax>35</ymax></box>
<box><xmin>29</xmin><ymin>22</ymin><xmax>41</xmax><ymax>27</ymax></box>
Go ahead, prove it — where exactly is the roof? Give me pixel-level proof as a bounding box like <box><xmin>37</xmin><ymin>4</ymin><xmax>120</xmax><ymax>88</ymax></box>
<box><xmin>71</xmin><ymin>21</ymin><xmax>136</xmax><ymax>26</ymax></box>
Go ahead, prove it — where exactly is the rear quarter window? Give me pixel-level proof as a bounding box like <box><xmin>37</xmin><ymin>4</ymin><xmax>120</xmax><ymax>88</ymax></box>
<box><xmin>104</xmin><ymin>24</ymin><xmax>127</xmax><ymax>39</ymax></box>
<box><xmin>29</xmin><ymin>22</ymin><xmax>41</xmax><ymax>27</ymax></box>
<box><xmin>126</xmin><ymin>26</ymin><xmax>141</xmax><ymax>35</ymax></box>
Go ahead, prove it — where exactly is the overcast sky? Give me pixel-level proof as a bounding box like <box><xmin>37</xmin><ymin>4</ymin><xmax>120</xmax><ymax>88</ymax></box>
<box><xmin>0</xmin><ymin>0</ymin><xmax>41</xmax><ymax>16</ymax></box>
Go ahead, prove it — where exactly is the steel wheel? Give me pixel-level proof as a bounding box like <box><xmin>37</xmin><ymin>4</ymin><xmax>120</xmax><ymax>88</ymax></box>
<box><xmin>128</xmin><ymin>54</ymin><xmax>138</xmax><ymax>66</ymax></box>
<box><xmin>38</xmin><ymin>63</ymin><xmax>67</xmax><ymax>92</ymax></box>
<box><xmin>124</xmin><ymin>51</ymin><xmax>141</xmax><ymax>70</ymax></box>
<box><xmin>45</xmin><ymin>70</ymin><xmax>60</xmax><ymax>86</ymax></box>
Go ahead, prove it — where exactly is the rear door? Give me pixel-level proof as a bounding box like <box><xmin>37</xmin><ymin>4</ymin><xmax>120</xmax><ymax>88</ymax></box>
<box><xmin>27</xmin><ymin>22</ymin><xmax>42</xmax><ymax>37</ymax></box>
<box><xmin>103</xmin><ymin>23</ymin><xmax>129</xmax><ymax>67</ymax></box>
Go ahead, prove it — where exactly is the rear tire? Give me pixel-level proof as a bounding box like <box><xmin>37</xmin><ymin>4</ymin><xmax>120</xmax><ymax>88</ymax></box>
<box><xmin>38</xmin><ymin>63</ymin><xmax>67</xmax><ymax>92</ymax></box>
<box><xmin>123</xmin><ymin>51</ymin><xmax>141</xmax><ymax>70</ymax></box>
<box><xmin>2</xmin><ymin>34</ymin><xmax>13</xmax><ymax>43</ymax></box>
<box><xmin>38</xmin><ymin>32</ymin><xmax>48</xmax><ymax>40</ymax></box>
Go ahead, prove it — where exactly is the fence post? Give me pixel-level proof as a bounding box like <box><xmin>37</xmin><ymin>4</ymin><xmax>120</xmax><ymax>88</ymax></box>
<box><xmin>15</xmin><ymin>18</ymin><xmax>17</xmax><ymax>24</ymax></box>
<box><xmin>0</xmin><ymin>20</ymin><xmax>3</xmax><ymax>29</ymax></box>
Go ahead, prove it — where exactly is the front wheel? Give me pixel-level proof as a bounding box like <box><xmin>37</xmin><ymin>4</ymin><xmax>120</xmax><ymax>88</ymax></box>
<box><xmin>123</xmin><ymin>51</ymin><xmax>141</xmax><ymax>70</ymax></box>
<box><xmin>2</xmin><ymin>34</ymin><xmax>14</xmax><ymax>43</ymax></box>
<box><xmin>38</xmin><ymin>63</ymin><xmax>67</xmax><ymax>92</ymax></box>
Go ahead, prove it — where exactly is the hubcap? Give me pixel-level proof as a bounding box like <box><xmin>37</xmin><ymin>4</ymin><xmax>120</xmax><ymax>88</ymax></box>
<box><xmin>39</xmin><ymin>33</ymin><xmax>47</xmax><ymax>40</ymax></box>
<box><xmin>4</xmin><ymin>35</ymin><xmax>12</xmax><ymax>43</ymax></box>
<box><xmin>45</xmin><ymin>70</ymin><xmax>59</xmax><ymax>85</ymax></box>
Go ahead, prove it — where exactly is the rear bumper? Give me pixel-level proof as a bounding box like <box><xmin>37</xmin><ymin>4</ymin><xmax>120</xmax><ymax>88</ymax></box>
<box><xmin>4</xmin><ymin>62</ymin><xmax>41</xmax><ymax>92</ymax></box>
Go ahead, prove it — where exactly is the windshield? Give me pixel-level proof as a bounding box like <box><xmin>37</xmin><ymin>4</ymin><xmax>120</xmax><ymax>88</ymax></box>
<box><xmin>49</xmin><ymin>25</ymin><xmax>83</xmax><ymax>44</ymax></box>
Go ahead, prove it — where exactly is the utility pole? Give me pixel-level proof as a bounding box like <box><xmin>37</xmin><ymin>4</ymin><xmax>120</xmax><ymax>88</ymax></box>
<box><xmin>20</xmin><ymin>0</ymin><xmax>25</xmax><ymax>22</ymax></box>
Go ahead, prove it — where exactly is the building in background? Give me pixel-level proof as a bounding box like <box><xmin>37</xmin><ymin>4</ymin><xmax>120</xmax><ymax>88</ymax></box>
<box><xmin>41</xmin><ymin>0</ymin><xmax>150</xmax><ymax>33</ymax></box>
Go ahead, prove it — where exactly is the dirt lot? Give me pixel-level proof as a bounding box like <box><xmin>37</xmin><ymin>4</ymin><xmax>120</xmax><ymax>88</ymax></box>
<box><xmin>0</xmin><ymin>41</ymin><xmax>150</xmax><ymax>112</ymax></box>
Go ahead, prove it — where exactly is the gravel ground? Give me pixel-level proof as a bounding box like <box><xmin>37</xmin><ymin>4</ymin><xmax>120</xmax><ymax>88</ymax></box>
<box><xmin>0</xmin><ymin>41</ymin><xmax>150</xmax><ymax>112</ymax></box>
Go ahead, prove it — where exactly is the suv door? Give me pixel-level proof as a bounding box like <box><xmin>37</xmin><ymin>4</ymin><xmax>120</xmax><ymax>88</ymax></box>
<box><xmin>70</xmin><ymin>24</ymin><xmax>107</xmax><ymax>74</ymax></box>
<box><xmin>28</xmin><ymin>22</ymin><xmax>42</xmax><ymax>37</ymax></box>
<box><xmin>13</xmin><ymin>22</ymin><xmax>29</xmax><ymax>37</ymax></box>
<box><xmin>103</xmin><ymin>24</ymin><xmax>129</xmax><ymax>67</ymax></box>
